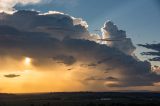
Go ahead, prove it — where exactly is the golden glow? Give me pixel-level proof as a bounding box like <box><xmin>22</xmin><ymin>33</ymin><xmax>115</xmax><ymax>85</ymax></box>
<box><xmin>24</xmin><ymin>57</ymin><xmax>31</xmax><ymax>66</ymax></box>
<box><xmin>1</xmin><ymin>57</ymin><xmax>158</xmax><ymax>93</ymax></box>
<box><xmin>105</xmin><ymin>81</ymin><xmax>119</xmax><ymax>86</ymax></box>
<box><xmin>0</xmin><ymin>60</ymin><xmax>89</xmax><ymax>93</ymax></box>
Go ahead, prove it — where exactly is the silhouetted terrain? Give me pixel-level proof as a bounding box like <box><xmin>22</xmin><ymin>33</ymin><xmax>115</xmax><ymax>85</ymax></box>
<box><xmin>0</xmin><ymin>92</ymin><xmax>160</xmax><ymax>106</ymax></box>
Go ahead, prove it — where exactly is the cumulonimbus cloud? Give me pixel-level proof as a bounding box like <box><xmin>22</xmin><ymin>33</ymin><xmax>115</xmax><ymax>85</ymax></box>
<box><xmin>0</xmin><ymin>10</ymin><xmax>160</xmax><ymax>89</ymax></box>
<box><xmin>101</xmin><ymin>21</ymin><xmax>136</xmax><ymax>56</ymax></box>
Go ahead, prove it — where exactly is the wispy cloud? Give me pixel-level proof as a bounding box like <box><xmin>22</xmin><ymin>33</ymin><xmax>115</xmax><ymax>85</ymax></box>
<box><xmin>138</xmin><ymin>43</ymin><xmax>160</xmax><ymax>61</ymax></box>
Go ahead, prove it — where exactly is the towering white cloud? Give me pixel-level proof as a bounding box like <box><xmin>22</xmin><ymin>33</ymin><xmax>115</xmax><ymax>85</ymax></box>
<box><xmin>101</xmin><ymin>21</ymin><xmax>136</xmax><ymax>56</ymax></box>
<box><xmin>72</xmin><ymin>17</ymin><xmax>88</xmax><ymax>28</ymax></box>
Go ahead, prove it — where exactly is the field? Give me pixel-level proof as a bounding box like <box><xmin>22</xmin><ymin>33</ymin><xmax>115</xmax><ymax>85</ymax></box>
<box><xmin>0</xmin><ymin>92</ymin><xmax>160</xmax><ymax>106</ymax></box>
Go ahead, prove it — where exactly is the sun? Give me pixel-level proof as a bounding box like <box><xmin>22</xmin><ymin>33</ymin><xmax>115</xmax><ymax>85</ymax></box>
<box><xmin>24</xmin><ymin>57</ymin><xmax>31</xmax><ymax>66</ymax></box>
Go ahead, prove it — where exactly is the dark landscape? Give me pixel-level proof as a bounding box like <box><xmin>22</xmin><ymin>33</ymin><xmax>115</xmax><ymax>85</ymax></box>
<box><xmin>0</xmin><ymin>92</ymin><xmax>160</xmax><ymax>106</ymax></box>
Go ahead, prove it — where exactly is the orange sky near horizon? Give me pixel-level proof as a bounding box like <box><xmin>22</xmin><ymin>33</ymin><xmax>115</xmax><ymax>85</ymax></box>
<box><xmin>0</xmin><ymin>57</ymin><xmax>159</xmax><ymax>93</ymax></box>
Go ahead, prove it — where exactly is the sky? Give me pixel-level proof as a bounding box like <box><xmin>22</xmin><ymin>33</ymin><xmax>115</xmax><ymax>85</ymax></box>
<box><xmin>15</xmin><ymin>0</ymin><xmax>160</xmax><ymax>63</ymax></box>
<box><xmin>15</xmin><ymin>0</ymin><xmax>160</xmax><ymax>43</ymax></box>
<box><xmin>0</xmin><ymin>0</ymin><xmax>160</xmax><ymax>93</ymax></box>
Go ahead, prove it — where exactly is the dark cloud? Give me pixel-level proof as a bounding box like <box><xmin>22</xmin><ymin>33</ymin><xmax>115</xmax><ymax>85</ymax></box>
<box><xmin>88</xmin><ymin>63</ymin><xmax>97</xmax><ymax>67</ymax></box>
<box><xmin>80</xmin><ymin>63</ymin><xmax>97</xmax><ymax>68</ymax></box>
<box><xmin>97</xmin><ymin>57</ymin><xmax>114</xmax><ymax>64</ymax></box>
<box><xmin>105</xmin><ymin>67</ymin><xmax>114</xmax><ymax>71</ymax></box>
<box><xmin>0</xmin><ymin>10</ymin><xmax>160</xmax><ymax>87</ymax></box>
<box><xmin>4</xmin><ymin>74</ymin><xmax>20</xmax><ymax>78</ymax></box>
<box><xmin>138</xmin><ymin>43</ymin><xmax>160</xmax><ymax>61</ymax></box>
<box><xmin>149</xmin><ymin>57</ymin><xmax>160</xmax><ymax>61</ymax></box>
<box><xmin>0</xmin><ymin>10</ymin><xmax>93</xmax><ymax>41</ymax></box>
<box><xmin>0</xmin><ymin>25</ymin><xmax>60</xmax><ymax>59</ymax></box>
<box><xmin>105</xmin><ymin>83</ymin><xmax>122</xmax><ymax>88</ymax></box>
<box><xmin>105</xmin><ymin>77</ymin><xmax>119</xmax><ymax>81</ymax></box>
<box><xmin>63</xmin><ymin>38</ymin><xmax>160</xmax><ymax>87</ymax></box>
<box><xmin>138</xmin><ymin>43</ymin><xmax>160</xmax><ymax>51</ymax></box>
<box><xmin>53</xmin><ymin>55</ymin><xmax>76</xmax><ymax>66</ymax></box>
<box><xmin>67</xmin><ymin>68</ymin><xmax>73</xmax><ymax>71</ymax></box>
<box><xmin>85</xmin><ymin>76</ymin><xmax>118</xmax><ymax>81</ymax></box>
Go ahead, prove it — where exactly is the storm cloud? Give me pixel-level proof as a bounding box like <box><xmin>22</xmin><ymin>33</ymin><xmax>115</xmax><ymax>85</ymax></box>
<box><xmin>0</xmin><ymin>10</ymin><xmax>160</xmax><ymax>89</ymax></box>
<box><xmin>0</xmin><ymin>10</ymin><xmax>93</xmax><ymax>40</ymax></box>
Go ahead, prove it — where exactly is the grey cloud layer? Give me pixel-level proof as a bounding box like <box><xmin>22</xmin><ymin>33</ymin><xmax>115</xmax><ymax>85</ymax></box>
<box><xmin>0</xmin><ymin>11</ymin><xmax>160</xmax><ymax>87</ymax></box>
<box><xmin>53</xmin><ymin>55</ymin><xmax>76</xmax><ymax>65</ymax></box>
<box><xmin>0</xmin><ymin>10</ymin><xmax>92</xmax><ymax>40</ymax></box>
<box><xmin>138</xmin><ymin>43</ymin><xmax>160</xmax><ymax>61</ymax></box>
